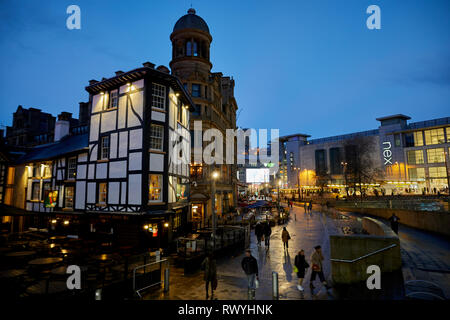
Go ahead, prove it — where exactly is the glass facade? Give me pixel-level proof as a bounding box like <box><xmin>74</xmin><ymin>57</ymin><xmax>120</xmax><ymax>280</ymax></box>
<box><xmin>424</xmin><ymin>128</ymin><xmax>445</xmax><ymax>145</ymax></box>
<box><xmin>329</xmin><ymin>147</ymin><xmax>342</xmax><ymax>174</ymax></box>
<box><xmin>407</xmin><ymin>150</ymin><xmax>424</xmax><ymax>165</ymax></box>
<box><xmin>315</xmin><ymin>149</ymin><xmax>327</xmax><ymax>175</ymax></box>
<box><xmin>408</xmin><ymin>167</ymin><xmax>425</xmax><ymax>181</ymax></box>
<box><xmin>426</xmin><ymin>148</ymin><xmax>445</xmax><ymax>163</ymax></box>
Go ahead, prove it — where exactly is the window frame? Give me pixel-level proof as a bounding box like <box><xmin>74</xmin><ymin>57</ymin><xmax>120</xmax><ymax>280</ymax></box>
<box><xmin>31</xmin><ymin>182</ymin><xmax>40</xmax><ymax>201</ymax></box>
<box><xmin>108</xmin><ymin>89</ymin><xmax>118</xmax><ymax>110</ymax></box>
<box><xmin>150</xmin><ymin>124</ymin><xmax>164</xmax><ymax>151</ymax></box>
<box><xmin>152</xmin><ymin>83</ymin><xmax>166</xmax><ymax>110</ymax></box>
<box><xmin>149</xmin><ymin>174</ymin><xmax>163</xmax><ymax>203</ymax></box>
<box><xmin>98</xmin><ymin>182</ymin><xmax>107</xmax><ymax>205</ymax></box>
<box><xmin>68</xmin><ymin>157</ymin><xmax>77</xmax><ymax>179</ymax></box>
<box><xmin>426</xmin><ymin>148</ymin><xmax>445</xmax><ymax>164</ymax></box>
<box><xmin>65</xmin><ymin>186</ymin><xmax>74</xmax><ymax>209</ymax></box>
<box><xmin>100</xmin><ymin>136</ymin><xmax>110</xmax><ymax>160</ymax></box>
<box><xmin>191</xmin><ymin>84</ymin><xmax>201</xmax><ymax>97</ymax></box>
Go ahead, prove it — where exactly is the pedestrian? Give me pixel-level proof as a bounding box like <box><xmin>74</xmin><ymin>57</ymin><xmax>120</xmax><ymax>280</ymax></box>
<box><xmin>201</xmin><ymin>253</ymin><xmax>217</xmax><ymax>300</ymax></box>
<box><xmin>263</xmin><ymin>222</ymin><xmax>272</xmax><ymax>248</ymax></box>
<box><xmin>241</xmin><ymin>249</ymin><xmax>259</xmax><ymax>300</ymax></box>
<box><xmin>389</xmin><ymin>213</ymin><xmax>400</xmax><ymax>234</ymax></box>
<box><xmin>281</xmin><ymin>227</ymin><xmax>291</xmax><ymax>251</ymax></box>
<box><xmin>309</xmin><ymin>245</ymin><xmax>329</xmax><ymax>290</ymax></box>
<box><xmin>303</xmin><ymin>201</ymin><xmax>307</xmax><ymax>213</ymax></box>
<box><xmin>255</xmin><ymin>222</ymin><xmax>264</xmax><ymax>247</ymax></box>
<box><xmin>294</xmin><ymin>250</ymin><xmax>309</xmax><ymax>291</ymax></box>
<box><xmin>308</xmin><ymin>201</ymin><xmax>312</xmax><ymax>213</ymax></box>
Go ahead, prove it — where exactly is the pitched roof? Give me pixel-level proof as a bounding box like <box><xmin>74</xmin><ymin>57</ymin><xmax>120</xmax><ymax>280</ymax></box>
<box><xmin>16</xmin><ymin>133</ymin><xmax>88</xmax><ymax>164</ymax></box>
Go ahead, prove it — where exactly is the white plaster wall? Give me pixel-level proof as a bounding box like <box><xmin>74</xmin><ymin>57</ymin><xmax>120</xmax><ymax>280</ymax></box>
<box><xmin>77</xmin><ymin>164</ymin><xmax>87</xmax><ymax>179</ymax></box>
<box><xmin>128</xmin><ymin>174</ymin><xmax>141</xmax><ymax>205</ymax></box>
<box><xmin>121</xmin><ymin>182</ymin><xmax>127</xmax><ymax>204</ymax></box>
<box><xmin>118</xmin><ymin>96</ymin><xmax>127</xmax><ymax>129</ymax></box>
<box><xmin>89</xmin><ymin>144</ymin><xmax>98</xmax><ymax>162</ymax></box>
<box><xmin>78</xmin><ymin>153</ymin><xmax>88</xmax><ymax>162</ymax></box>
<box><xmin>90</xmin><ymin>114</ymin><xmax>100</xmax><ymax>142</ymax></box>
<box><xmin>127</xmin><ymin>91</ymin><xmax>143</xmax><ymax>128</ymax></box>
<box><xmin>108</xmin><ymin>182</ymin><xmax>120</xmax><ymax>204</ymax></box>
<box><xmin>92</xmin><ymin>94</ymin><xmax>103</xmax><ymax>114</ymax></box>
<box><xmin>129</xmin><ymin>129</ymin><xmax>142</xmax><ymax>150</ymax></box>
<box><xmin>119</xmin><ymin>131</ymin><xmax>128</xmax><ymax>157</ymax></box>
<box><xmin>152</xmin><ymin>111</ymin><xmax>165</xmax><ymax>122</ymax></box>
<box><xmin>87</xmin><ymin>183</ymin><xmax>96</xmax><ymax>203</ymax></box>
<box><xmin>110</xmin><ymin>133</ymin><xmax>118</xmax><ymax>159</ymax></box>
<box><xmin>150</xmin><ymin>153</ymin><xmax>164</xmax><ymax>172</ymax></box>
<box><xmin>109</xmin><ymin>161</ymin><xmax>127</xmax><ymax>178</ymax></box>
<box><xmin>88</xmin><ymin>164</ymin><xmax>95</xmax><ymax>179</ymax></box>
<box><xmin>96</xmin><ymin>163</ymin><xmax>107</xmax><ymax>179</ymax></box>
<box><xmin>101</xmin><ymin>110</ymin><xmax>117</xmax><ymax>133</ymax></box>
<box><xmin>129</xmin><ymin>152</ymin><xmax>142</xmax><ymax>171</ymax></box>
<box><xmin>75</xmin><ymin>181</ymin><xmax>86</xmax><ymax>209</ymax></box>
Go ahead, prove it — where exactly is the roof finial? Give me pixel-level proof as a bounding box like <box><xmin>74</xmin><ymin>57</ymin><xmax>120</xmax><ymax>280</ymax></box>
<box><xmin>188</xmin><ymin>8</ymin><xmax>196</xmax><ymax>15</ymax></box>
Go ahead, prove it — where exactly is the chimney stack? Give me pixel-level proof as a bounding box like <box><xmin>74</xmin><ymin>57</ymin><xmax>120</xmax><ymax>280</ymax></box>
<box><xmin>143</xmin><ymin>62</ymin><xmax>155</xmax><ymax>69</ymax></box>
<box><xmin>54</xmin><ymin>112</ymin><xmax>72</xmax><ymax>141</ymax></box>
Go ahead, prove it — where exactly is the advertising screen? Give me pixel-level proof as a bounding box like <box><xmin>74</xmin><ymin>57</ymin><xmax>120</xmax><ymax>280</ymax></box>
<box><xmin>246</xmin><ymin>168</ymin><xmax>270</xmax><ymax>183</ymax></box>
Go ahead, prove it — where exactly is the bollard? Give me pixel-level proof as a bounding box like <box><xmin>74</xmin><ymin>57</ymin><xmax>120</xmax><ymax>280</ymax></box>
<box><xmin>95</xmin><ymin>288</ymin><xmax>102</xmax><ymax>300</ymax></box>
<box><xmin>164</xmin><ymin>267</ymin><xmax>170</xmax><ymax>292</ymax></box>
<box><xmin>272</xmin><ymin>271</ymin><xmax>279</xmax><ymax>300</ymax></box>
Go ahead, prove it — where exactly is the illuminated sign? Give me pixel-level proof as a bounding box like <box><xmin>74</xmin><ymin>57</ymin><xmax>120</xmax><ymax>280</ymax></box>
<box><xmin>246</xmin><ymin>168</ymin><xmax>270</xmax><ymax>183</ymax></box>
<box><xmin>382</xmin><ymin>141</ymin><xmax>392</xmax><ymax>165</ymax></box>
<box><xmin>44</xmin><ymin>190</ymin><xmax>58</xmax><ymax>208</ymax></box>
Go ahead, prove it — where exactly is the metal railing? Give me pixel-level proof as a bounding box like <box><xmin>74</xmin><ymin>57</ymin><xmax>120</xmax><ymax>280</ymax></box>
<box><xmin>132</xmin><ymin>259</ymin><xmax>168</xmax><ymax>298</ymax></box>
<box><xmin>330</xmin><ymin>244</ymin><xmax>397</xmax><ymax>263</ymax></box>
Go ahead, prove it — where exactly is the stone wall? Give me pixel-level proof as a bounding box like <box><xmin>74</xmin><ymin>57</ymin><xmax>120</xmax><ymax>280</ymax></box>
<box><xmin>337</xmin><ymin>206</ymin><xmax>450</xmax><ymax>237</ymax></box>
<box><xmin>330</xmin><ymin>217</ymin><xmax>401</xmax><ymax>284</ymax></box>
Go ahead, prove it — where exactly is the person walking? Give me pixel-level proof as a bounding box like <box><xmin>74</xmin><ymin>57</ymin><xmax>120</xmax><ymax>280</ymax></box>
<box><xmin>201</xmin><ymin>253</ymin><xmax>217</xmax><ymax>299</ymax></box>
<box><xmin>294</xmin><ymin>250</ymin><xmax>309</xmax><ymax>291</ymax></box>
<box><xmin>263</xmin><ymin>221</ymin><xmax>272</xmax><ymax>249</ymax></box>
<box><xmin>281</xmin><ymin>227</ymin><xmax>291</xmax><ymax>251</ymax></box>
<box><xmin>309</xmin><ymin>245</ymin><xmax>329</xmax><ymax>290</ymax></box>
<box><xmin>255</xmin><ymin>222</ymin><xmax>264</xmax><ymax>247</ymax></box>
<box><xmin>308</xmin><ymin>201</ymin><xmax>313</xmax><ymax>214</ymax></box>
<box><xmin>389</xmin><ymin>213</ymin><xmax>400</xmax><ymax>234</ymax></box>
<box><xmin>303</xmin><ymin>201</ymin><xmax>307</xmax><ymax>213</ymax></box>
<box><xmin>241</xmin><ymin>249</ymin><xmax>259</xmax><ymax>300</ymax></box>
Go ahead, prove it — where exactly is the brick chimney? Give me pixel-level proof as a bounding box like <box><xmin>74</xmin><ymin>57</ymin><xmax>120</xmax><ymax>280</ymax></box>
<box><xmin>54</xmin><ymin>112</ymin><xmax>72</xmax><ymax>141</ymax></box>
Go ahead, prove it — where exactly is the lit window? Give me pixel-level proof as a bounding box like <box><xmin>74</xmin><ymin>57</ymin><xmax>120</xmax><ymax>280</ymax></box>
<box><xmin>32</xmin><ymin>182</ymin><xmax>40</xmax><ymax>201</ymax></box>
<box><xmin>407</xmin><ymin>150</ymin><xmax>424</xmax><ymax>165</ymax></box>
<box><xmin>186</xmin><ymin>41</ymin><xmax>192</xmax><ymax>56</ymax></box>
<box><xmin>424</xmin><ymin>128</ymin><xmax>445</xmax><ymax>145</ymax></box>
<box><xmin>427</xmin><ymin>148</ymin><xmax>445</xmax><ymax>164</ymax></box>
<box><xmin>108</xmin><ymin>90</ymin><xmax>118</xmax><ymax>109</ymax></box>
<box><xmin>149</xmin><ymin>174</ymin><xmax>162</xmax><ymax>202</ymax></box>
<box><xmin>150</xmin><ymin>125</ymin><xmax>164</xmax><ymax>151</ymax></box>
<box><xmin>68</xmin><ymin>157</ymin><xmax>77</xmax><ymax>179</ymax></box>
<box><xmin>42</xmin><ymin>182</ymin><xmax>51</xmax><ymax>201</ymax></box>
<box><xmin>43</xmin><ymin>165</ymin><xmax>52</xmax><ymax>178</ymax></box>
<box><xmin>413</xmin><ymin>131</ymin><xmax>424</xmax><ymax>146</ymax></box>
<box><xmin>98</xmin><ymin>183</ymin><xmax>107</xmax><ymax>205</ymax></box>
<box><xmin>429</xmin><ymin>167</ymin><xmax>447</xmax><ymax>178</ymax></box>
<box><xmin>152</xmin><ymin>83</ymin><xmax>166</xmax><ymax>110</ymax></box>
<box><xmin>101</xmin><ymin>136</ymin><xmax>110</xmax><ymax>160</ymax></box>
<box><xmin>65</xmin><ymin>186</ymin><xmax>74</xmax><ymax>208</ymax></box>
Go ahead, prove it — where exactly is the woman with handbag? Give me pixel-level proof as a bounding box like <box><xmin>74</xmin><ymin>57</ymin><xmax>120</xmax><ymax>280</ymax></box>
<box><xmin>294</xmin><ymin>250</ymin><xmax>309</xmax><ymax>291</ymax></box>
<box><xmin>309</xmin><ymin>245</ymin><xmax>329</xmax><ymax>290</ymax></box>
<box><xmin>201</xmin><ymin>253</ymin><xmax>217</xmax><ymax>299</ymax></box>
<box><xmin>281</xmin><ymin>227</ymin><xmax>291</xmax><ymax>251</ymax></box>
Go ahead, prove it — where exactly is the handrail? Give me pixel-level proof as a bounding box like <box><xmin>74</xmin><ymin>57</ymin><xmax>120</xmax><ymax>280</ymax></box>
<box><xmin>330</xmin><ymin>244</ymin><xmax>397</xmax><ymax>263</ymax></box>
<box><xmin>133</xmin><ymin>259</ymin><xmax>168</xmax><ymax>298</ymax></box>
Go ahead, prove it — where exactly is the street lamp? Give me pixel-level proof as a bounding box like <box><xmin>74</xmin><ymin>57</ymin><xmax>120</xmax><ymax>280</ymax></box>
<box><xmin>341</xmin><ymin>162</ymin><xmax>348</xmax><ymax>197</ymax></box>
<box><xmin>293</xmin><ymin>167</ymin><xmax>302</xmax><ymax>201</ymax></box>
<box><xmin>444</xmin><ymin>151</ymin><xmax>450</xmax><ymax>195</ymax></box>
<box><xmin>211</xmin><ymin>170</ymin><xmax>219</xmax><ymax>251</ymax></box>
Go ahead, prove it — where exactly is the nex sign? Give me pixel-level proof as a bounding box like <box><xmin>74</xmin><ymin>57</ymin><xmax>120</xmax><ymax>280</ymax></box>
<box><xmin>382</xmin><ymin>141</ymin><xmax>392</xmax><ymax>165</ymax></box>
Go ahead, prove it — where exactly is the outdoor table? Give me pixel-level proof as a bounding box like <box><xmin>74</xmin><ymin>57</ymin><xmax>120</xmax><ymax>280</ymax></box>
<box><xmin>28</xmin><ymin>257</ymin><xmax>63</xmax><ymax>266</ymax></box>
<box><xmin>0</xmin><ymin>269</ymin><xmax>27</xmax><ymax>279</ymax></box>
<box><xmin>5</xmin><ymin>251</ymin><xmax>36</xmax><ymax>258</ymax></box>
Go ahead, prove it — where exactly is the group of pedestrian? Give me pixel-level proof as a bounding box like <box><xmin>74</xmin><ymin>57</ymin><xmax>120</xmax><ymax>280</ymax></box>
<box><xmin>303</xmin><ymin>201</ymin><xmax>313</xmax><ymax>213</ymax></box>
<box><xmin>254</xmin><ymin>221</ymin><xmax>272</xmax><ymax>248</ymax></box>
<box><xmin>294</xmin><ymin>245</ymin><xmax>329</xmax><ymax>292</ymax></box>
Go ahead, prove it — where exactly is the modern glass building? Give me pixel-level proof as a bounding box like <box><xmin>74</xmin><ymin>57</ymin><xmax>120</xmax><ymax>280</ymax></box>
<box><xmin>281</xmin><ymin>114</ymin><xmax>450</xmax><ymax>196</ymax></box>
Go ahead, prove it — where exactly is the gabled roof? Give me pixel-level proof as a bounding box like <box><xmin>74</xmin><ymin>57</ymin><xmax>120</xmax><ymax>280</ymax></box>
<box><xmin>16</xmin><ymin>134</ymin><xmax>88</xmax><ymax>164</ymax></box>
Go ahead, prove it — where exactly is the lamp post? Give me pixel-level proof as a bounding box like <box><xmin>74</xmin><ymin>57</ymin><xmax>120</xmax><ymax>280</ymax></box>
<box><xmin>341</xmin><ymin>162</ymin><xmax>348</xmax><ymax>197</ymax></box>
<box><xmin>293</xmin><ymin>167</ymin><xmax>301</xmax><ymax>201</ymax></box>
<box><xmin>277</xmin><ymin>180</ymin><xmax>281</xmax><ymax>206</ymax></box>
<box><xmin>444</xmin><ymin>151</ymin><xmax>450</xmax><ymax>195</ymax></box>
<box><xmin>211</xmin><ymin>170</ymin><xmax>219</xmax><ymax>251</ymax></box>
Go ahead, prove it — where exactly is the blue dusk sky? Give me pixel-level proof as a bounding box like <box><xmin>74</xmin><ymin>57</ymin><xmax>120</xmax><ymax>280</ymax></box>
<box><xmin>0</xmin><ymin>0</ymin><xmax>449</xmax><ymax>139</ymax></box>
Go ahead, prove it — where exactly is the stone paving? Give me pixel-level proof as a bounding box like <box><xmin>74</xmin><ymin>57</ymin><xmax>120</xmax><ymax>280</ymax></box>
<box><xmin>145</xmin><ymin>205</ymin><xmax>335</xmax><ymax>300</ymax></box>
<box><xmin>144</xmin><ymin>203</ymin><xmax>450</xmax><ymax>300</ymax></box>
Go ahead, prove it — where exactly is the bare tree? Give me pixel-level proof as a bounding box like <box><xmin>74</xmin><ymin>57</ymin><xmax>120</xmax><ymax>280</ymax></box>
<box><xmin>343</xmin><ymin>137</ymin><xmax>383</xmax><ymax>200</ymax></box>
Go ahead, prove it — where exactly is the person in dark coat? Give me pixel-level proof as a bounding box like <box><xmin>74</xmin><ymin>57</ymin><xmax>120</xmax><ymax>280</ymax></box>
<box><xmin>263</xmin><ymin>222</ymin><xmax>272</xmax><ymax>248</ymax></box>
<box><xmin>389</xmin><ymin>213</ymin><xmax>400</xmax><ymax>234</ymax></box>
<box><xmin>241</xmin><ymin>249</ymin><xmax>259</xmax><ymax>300</ymax></box>
<box><xmin>294</xmin><ymin>250</ymin><xmax>309</xmax><ymax>291</ymax></box>
<box><xmin>201</xmin><ymin>253</ymin><xmax>217</xmax><ymax>299</ymax></box>
<box><xmin>255</xmin><ymin>222</ymin><xmax>264</xmax><ymax>247</ymax></box>
<box><xmin>281</xmin><ymin>227</ymin><xmax>291</xmax><ymax>251</ymax></box>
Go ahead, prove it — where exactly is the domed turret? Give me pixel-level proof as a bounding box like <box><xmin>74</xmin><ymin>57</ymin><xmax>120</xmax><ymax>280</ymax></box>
<box><xmin>170</xmin><ymin>8</ymin><xmax>213</xmax><ymax>76</ymax></box>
